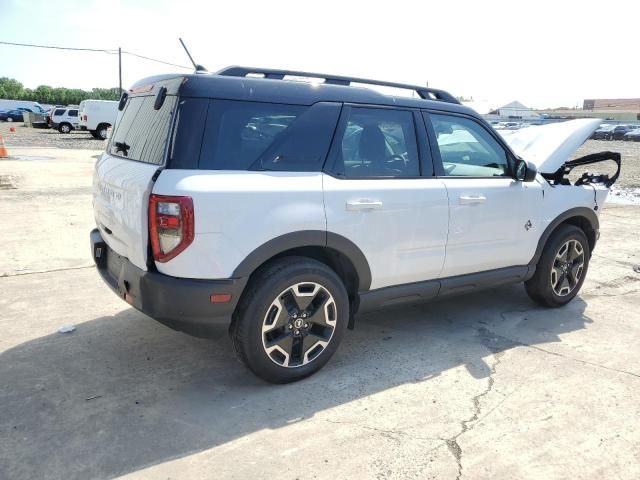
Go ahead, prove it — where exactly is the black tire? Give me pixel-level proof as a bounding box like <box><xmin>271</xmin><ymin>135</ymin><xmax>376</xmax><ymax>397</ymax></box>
<box><xmin>230</xmin><ymin>256</ymin><xmax>349</xmax><ymax>383</ymax></box>
<box><xmin>525</xmin><ymin>225</ymin><xmax>590</xmax><ymax>307</ymax></box>
<box><xmin>96</xmin><ymin>124</ymin><xmax>109</xmax><ymax>140</ymax></box>
<box><xmin>58</xmin><ymin>123</ymin><xmax>71</xmax><ymax>134</ymax></box>
<box><xmin>90</xmin><ymin>130</ymin><xmax>100</xmax><ymax>139</ymax></box>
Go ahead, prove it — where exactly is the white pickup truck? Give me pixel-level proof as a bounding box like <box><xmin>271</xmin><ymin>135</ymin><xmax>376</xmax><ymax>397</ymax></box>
<box><xmin>78</xmin><ymin>100</ymin><xmax>118</xmax><ymax>140</ymax></box>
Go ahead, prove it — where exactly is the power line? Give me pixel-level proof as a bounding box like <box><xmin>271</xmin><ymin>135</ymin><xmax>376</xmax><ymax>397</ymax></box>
<box><xmin>121</xmin><ymin>51</ymin><xmax>190</xmax><ymax>70</ymax></box>
<box><xmin>0</xmin><ymin>40</ymin><xmax>192</xmax><ymax>69</ymax></box>
<box><xmin>0</xmin><ymin>40</ymin><xmax>116</xmax><ymax>53</ymax></box>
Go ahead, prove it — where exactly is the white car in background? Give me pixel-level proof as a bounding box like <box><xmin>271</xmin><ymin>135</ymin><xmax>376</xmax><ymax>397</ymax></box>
<box><xmin>78</xmin><ymin>100</ymin><xmax>118</xmax><ymax>140</ymax></box>
<box><xmin>50</xmin><ymin>107</ymin><xmax>79</xmax><ymax>133</ymax></box>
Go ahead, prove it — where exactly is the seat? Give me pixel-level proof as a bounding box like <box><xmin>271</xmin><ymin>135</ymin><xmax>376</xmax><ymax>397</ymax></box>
<box><xmin>357</xmin><ymin>125</ymin><xmax>387</xmax><ymax>175</ymax></box>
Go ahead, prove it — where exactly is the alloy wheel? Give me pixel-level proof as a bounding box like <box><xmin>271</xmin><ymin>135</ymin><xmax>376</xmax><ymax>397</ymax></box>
<box><xmin>550</xmin><ymin>239</ymin><xmax>585</xmax><ymax>296</ymax></box>
<box><xmin>261</xmin><ymin>282</ymin><xmax>337</xmax><ymax>368</ymax></box>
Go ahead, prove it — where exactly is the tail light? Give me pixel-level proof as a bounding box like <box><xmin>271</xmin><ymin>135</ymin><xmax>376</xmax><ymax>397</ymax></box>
<box><xmin>149</xmin><ymin>194</ymin><xmax>194</xmax><ymax>262</ymax></box>
<box><xmin>82</xmin><ymin>115</ymin><xmax>87</xmax><ymax>121</ymax></box>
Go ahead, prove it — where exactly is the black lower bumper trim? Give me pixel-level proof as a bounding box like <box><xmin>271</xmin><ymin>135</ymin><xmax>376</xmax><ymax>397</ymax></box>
<box><xmin>90</xmin><ymin>229</ymin><xmax>246</xmax><ymax>338</ymax></box>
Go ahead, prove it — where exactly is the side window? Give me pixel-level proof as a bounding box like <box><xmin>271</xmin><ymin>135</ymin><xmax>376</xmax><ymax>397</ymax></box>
<box><xmin>335</xmin><ymin>107</ymin><xmax>419</xmax><ymax>178</ymax></box>
<box><xmin>255</xmin><ymin>102</ymin><xmax>340</xmax><ymax>171</ymax></box>
<box><xmin>429</xmin><ymin>114</ymin><xmax>510</xmax><ymax>177</ymax></box>
<box><xmin>54</xmin><ymin>109</ymin><xmax>65</xmax><ymax>116</ymax></box>
<box><xmin>68</xmin><ymin>110</ymin><xmax>78</xmax><ymax>117</ymax></box>
<box><xmin>200</xmin><ymin>100</ymin><xmax>303</xmax><ymax>170</ymax></box>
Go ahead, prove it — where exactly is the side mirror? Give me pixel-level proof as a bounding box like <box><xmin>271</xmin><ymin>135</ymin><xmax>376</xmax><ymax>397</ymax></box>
<box><xmin>515</xmin><ymin>159</ymin><xmax>537</xmax><ymax>182</ymax></box>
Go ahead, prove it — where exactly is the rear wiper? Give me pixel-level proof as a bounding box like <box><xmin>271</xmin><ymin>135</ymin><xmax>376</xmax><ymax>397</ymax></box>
<box><xmin>114</xmin><ymin>141</ymin><xmax>130</xmax><ymax>157</ymax></box>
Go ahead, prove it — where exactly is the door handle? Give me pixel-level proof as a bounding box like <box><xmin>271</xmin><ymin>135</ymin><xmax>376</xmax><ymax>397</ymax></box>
<box><xmin>346</xmin><ymin>199</ymin><xmax>383</xmax><ymax>211</ymax></box>
<box><xmin>458</xmin><ymin>195</ymin><xmax>486</xmax><ymax>205</ymax></box>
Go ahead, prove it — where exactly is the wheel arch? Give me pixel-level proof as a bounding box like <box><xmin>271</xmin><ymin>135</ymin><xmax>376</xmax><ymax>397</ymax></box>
<box><xmin>232</xmin><ymin>230</ymin><xmax>372</xmax><ymax>298</ymax></box>
<box><xmin>529</xmin><ymin>207</ymin><xmax>599</xmax><ymax>268</ymax></box>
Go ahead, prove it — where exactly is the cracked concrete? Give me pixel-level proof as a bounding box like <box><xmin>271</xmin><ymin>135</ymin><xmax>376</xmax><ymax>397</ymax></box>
<box><xmin>1</xmin><ymin>147</ymin><xmax>640</xmax><ymax>479</ymax></box>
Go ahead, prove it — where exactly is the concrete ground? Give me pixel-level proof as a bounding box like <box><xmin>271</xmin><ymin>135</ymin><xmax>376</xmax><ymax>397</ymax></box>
<box><xmin>1</xmin><ymin>147</ymin><xmax>639</xmax><ymax>480</ymax></box>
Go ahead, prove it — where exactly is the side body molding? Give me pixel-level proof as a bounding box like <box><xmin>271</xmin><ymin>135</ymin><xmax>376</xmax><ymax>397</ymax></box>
<box><xmin>231</xmin><ymin>230</ymin><xmax>372</xmax><ymax>291</ymax></box>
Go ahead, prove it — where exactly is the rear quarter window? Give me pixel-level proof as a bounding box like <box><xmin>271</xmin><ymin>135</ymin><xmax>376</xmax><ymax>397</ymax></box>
<box><xmin>108</xmin><ymin>95</ymin><xmax>177</xmax><ymax>165</ymax></box>
<box><xmin>198</xmin><ymin>100</ymin><xmax>340</xmax><ymax>171</ymax></box>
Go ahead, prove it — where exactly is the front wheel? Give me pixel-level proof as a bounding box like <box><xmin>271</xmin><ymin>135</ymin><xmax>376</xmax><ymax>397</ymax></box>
<box><xmin>59</xmin><ymin>123</ymin><xmax>71</xmax><ymax>134</ymax></box>
<box><xmin>6</xmin><ymin>117</ymin><xmax>13</xmax><ymax>123</ymax></box>
<box><xmin>231</xmin><ymin>257</ymin><xmax>349</xmax><ymax>383</ymax></box>
<box><xmin>525</xmin><ymin>225</ymin><xmax>590</xmax><ymax>307</ymax></box>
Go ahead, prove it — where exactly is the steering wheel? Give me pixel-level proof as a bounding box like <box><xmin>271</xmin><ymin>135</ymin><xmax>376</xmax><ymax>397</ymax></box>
<box><xmin>385</xmin><ymin>154</ymin><xmax>408</xmax><ymax>167</ymax></box>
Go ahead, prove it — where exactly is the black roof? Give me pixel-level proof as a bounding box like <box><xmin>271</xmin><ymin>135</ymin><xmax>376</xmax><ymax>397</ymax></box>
<box><xmin>129</xmin><ymin>67</ymin><xmax>479</xmax><ymax>118</ymax></box>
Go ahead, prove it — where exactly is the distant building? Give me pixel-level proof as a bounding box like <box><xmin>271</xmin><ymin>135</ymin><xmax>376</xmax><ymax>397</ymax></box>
<box><xmin>537</xmin><ymin>98</ymin><xmax>640</xmax><ymax>122</ymax></box>
<box><xmin>488</xmin><ymin>101</ymin><xmax>540</xmax><ymax>120</ymax></box>
<box><xmin>583</xmin><ymin>98</ymin><xmax>640</xmax><ymax>111</ymax></box>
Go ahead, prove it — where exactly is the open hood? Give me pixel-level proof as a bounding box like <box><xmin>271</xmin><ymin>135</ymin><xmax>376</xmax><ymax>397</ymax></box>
<box><xmin>498</xmin><ymin>119</ymin><xmax>601</xmax><ymax>173</ymax></box>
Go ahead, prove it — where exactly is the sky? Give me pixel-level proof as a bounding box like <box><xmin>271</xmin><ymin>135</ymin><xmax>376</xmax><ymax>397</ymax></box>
<box><xmin>1</xmin><ymin>0</ymin><xmax>639</xmax><ymax>109</ymax></box>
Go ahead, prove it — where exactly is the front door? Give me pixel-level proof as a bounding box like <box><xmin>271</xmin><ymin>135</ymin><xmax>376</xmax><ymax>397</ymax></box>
<box><xmin>425</xmin><ymin>112</ymin><xmax>543</xmax><ymax>278</ymax></box>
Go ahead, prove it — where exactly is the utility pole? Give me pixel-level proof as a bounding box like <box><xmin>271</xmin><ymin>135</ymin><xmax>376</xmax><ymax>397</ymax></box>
<box><xmin>118</xmin><ymin>47</ymin><xmax>122</xmax><ymax>95</ymax></box>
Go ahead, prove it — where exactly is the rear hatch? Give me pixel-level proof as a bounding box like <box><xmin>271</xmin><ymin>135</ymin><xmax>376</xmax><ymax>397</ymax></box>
<box><xmin>93</xmin><ymin>78</ymin><xmax>181</xmax><ymax>270</ymax></box>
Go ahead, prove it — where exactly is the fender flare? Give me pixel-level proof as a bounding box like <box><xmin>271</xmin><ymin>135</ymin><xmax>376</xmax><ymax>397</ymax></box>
<box><xmin>232</xmin><ymin>230</ymin><xmax>372</xmax><ymax>291</ymax></box>
<box><xmin>529</xmin><ymin>207</ymin><xmax>599</xmax><ymax>267</ymax></box>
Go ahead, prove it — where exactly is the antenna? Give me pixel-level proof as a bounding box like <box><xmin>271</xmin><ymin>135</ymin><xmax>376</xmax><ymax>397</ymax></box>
<box><xmin>179</xmin><ymin>38</ymin><xmax>207</xmax><ymax>73</ymax></box>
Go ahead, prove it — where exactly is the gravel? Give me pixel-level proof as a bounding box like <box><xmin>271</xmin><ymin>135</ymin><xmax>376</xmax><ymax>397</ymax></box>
<box><xmin>0</xmin><ymin>122</ymin><xmax>106</xmax><ymax>150</ymax></box>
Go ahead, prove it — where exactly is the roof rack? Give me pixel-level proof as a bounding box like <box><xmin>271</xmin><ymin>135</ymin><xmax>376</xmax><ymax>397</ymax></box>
<box><xmin>216</xmin><ymin>66</ymin><xmax>460</xmax><ymax>105</ymax></box>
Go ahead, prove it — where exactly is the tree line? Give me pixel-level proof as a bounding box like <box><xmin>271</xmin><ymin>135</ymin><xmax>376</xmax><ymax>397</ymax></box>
<box><xmin>0</xmin><ymin>77</ymin><xmax>120</xmax><ymax>106</ymax></box>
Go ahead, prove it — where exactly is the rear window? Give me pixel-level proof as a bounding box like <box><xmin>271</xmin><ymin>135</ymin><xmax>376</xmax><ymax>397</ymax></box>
<box><xmin>108</xmin><ymin>95</ymin><xmax>177</xmax><ymax>164</ymax></box>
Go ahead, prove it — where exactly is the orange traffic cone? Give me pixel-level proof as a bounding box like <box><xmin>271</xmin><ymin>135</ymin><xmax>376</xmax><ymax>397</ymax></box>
<box><xmin>0</xmin><ymin>134</ymin><xmax>9</xmax><ymax>158</ymax></box>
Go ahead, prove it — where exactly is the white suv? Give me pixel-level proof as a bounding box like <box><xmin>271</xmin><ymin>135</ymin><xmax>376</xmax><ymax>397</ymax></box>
<box><xmin>51</xmin><ymin>106</ymin><xmax>79</xmax><ymax>133</ymax></box>
<box><xmin>91</xmin><ymin>67</ymin><xmax>621</xmax><ymax>383</ymax></box>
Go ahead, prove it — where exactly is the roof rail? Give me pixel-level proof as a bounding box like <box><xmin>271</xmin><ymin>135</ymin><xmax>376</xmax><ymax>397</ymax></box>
<box><xmin>216</xmin><ymin>66</ymin><xmax>460</xmax><ymax>105</ymax></box>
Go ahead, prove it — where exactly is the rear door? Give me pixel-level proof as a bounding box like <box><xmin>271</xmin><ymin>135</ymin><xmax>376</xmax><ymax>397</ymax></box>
<box><xmin>93</xmin><ymin>90</ymin><xmax>177</xmax><ymax>270</ymax></box>
<box><xmin>323</xmin><ymin>105</ymin><xmax>449</xmax><ymax>290</ymax></box>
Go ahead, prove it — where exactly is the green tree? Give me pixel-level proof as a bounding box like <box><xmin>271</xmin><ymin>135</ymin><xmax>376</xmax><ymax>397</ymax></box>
<box><xmin>0</xmin><ymin>77</ymin><xmax>24</xmax><ymax>98</ymax></box>
<box><xmin>34</xmin><ymin>85</ymin><xmax>54</xmax><ymax>104</ymax></box>
<box><xmin>0</xmin><ymin>77</ymin><xmax>119</xmax><ymax>105</ymax></box>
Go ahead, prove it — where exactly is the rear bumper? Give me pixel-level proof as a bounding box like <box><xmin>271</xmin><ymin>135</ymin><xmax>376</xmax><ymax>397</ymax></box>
<box><xmin>90</xmin><ymin>229</ymin><xmax>246</xmax><ymax>338</ymax></box>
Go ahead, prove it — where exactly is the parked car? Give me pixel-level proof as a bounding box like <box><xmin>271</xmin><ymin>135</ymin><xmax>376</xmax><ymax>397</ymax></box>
<box><xmin>50</xmin><ymin>107</ymin><xmax>79</xmax><ymax>133</ymax></box>
<box><xmin>0</xmin><ymin>99</ymin><xmax>46</xmax><ymax>114</ymax></box>
<box><xmin>78</xmin><ymin>99</ymin><xmax>118</xmax><ymax>139</ymax></box>
<box><xmin>609</xmin><ymin>125</ymin><xmax>634</xmax><ymax>140</ymax></box>
<box><xmin>90</xmin><ymin>67</ymin><xmax>619</xmax><ymax>383</ymax></box>
<box><xmin>624</xmin><ymin>128</ymin><xmax>640</xmax><ymax>141</ymax></box>
<box><xmin>0</xmin><ymin>109</ymin><xmax>26</xmax><ymax>122</ymax></box>
<box><xmin>591</xmin><ymin>125</ymin><xmax>615</xmax><ymax>139</ymax></box>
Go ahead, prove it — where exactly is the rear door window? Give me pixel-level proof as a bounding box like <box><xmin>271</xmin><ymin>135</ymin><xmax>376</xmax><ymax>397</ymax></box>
<box><xmin>331</xmin><ymin>107</ymin><xmax>420</xmax><ymax>178</ymax></box>
<box><xmin>108</xmin><ymin>95</ymin><xmax>177</xmax><ymax>165</ymax></box>
<box><xmin>68</xmin><ymin>110</ymin><xmax>78</xmax><ymax>117</ymax></box>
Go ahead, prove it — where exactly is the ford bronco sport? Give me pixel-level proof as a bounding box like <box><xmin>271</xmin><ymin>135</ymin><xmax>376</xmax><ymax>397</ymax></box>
<box><xmin>91</xmin><ymin>66</ymin><xmax>621</xmax><ymax>383</ymax></box>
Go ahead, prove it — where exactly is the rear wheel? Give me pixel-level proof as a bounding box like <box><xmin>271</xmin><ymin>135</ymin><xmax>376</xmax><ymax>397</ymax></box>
<box><xmin>7</xmin><ymin>117</ymin><xmax>13</xmax><ymax>123</ymax></box>
<box><xmin>95</xmin><ymin>124</ymin><xmax>109</xmax><ymax>140</ymax></box>
<box><xmin>525</xmin><ymin>225</ymin><xmax>589</xmax><ymax>307</ymax></box>
<box><xmin>231</xmin><ymin>257</ymin><xmax>348</xmax><ymax>383</ymax></box>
